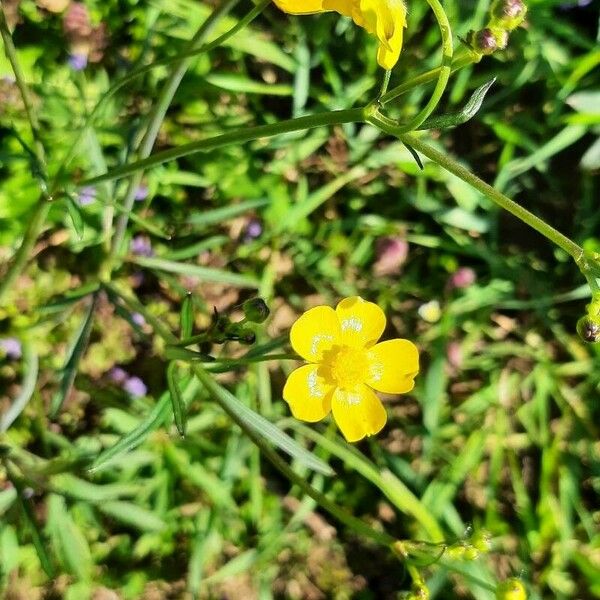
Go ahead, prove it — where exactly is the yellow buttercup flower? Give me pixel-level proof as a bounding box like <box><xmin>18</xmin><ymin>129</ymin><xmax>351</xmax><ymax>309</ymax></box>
<box><xmin>272</xmin><ymin>0</ymin><xmax>407</xmax><ymax>70</ymax></box>
<box><xmin>283</xmin><ymin>296</ymin><xmax>419</xmax><ymax>442</ymax></box>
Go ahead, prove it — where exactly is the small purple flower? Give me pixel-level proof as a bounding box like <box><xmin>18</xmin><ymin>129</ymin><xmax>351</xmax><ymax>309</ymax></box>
<box><xmin>134</xmin><ymin>185</ymin><xmax>149</xmax><ymax>202</ymax></box>
<box><xmin>449</xmin><ymin>267</ymin><xmax>476</xmax><ymax>289</ymax></box>
<box><xmin>77</xmin><ymin>186</ymin><xmax>96</xmax><ymax>206</ymax></box>
<box><xmin>131</xmin><ymin>312</ymin><xmax>146</xmax><ymax>327</ymax></box>
<box><xmin>68</xmin><ymin>53</ymin><xmax>88</xmax><ymax>71</ymax></box>
<box><xmin>243</xmin><ymin>219</ymin><xmax>263</xmax><ymax>242</ymax></box>
<box><xmin>123</xmin><ymin>376</ymin><xmax>147</xmax><ymax>398</ymax></box>
<box><xmin>130</xmin><ymin>235</ymin><xmax>153</xmax><ymax>257</ymax></box>
<box><xmin>109</xmin><ymin>367</ymin><xmax>128</xmax><ymax>384</ymax></box>
<box><xmin>0</xmin><ymin>337</ymin><xmax>22</xmax><ymax>360</ymax></box>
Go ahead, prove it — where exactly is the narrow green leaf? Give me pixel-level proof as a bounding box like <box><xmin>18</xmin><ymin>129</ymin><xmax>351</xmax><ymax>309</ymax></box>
<box><xmin>50</xmin><ymin>295</ymin><xmax>97</xmax><ymax>418</ymax></box>
<box><xmin>131</xmin><ymin>255</ymin><xmax>260</xmax><ymax>288</ymax></box>
<box><xmin>206</xmin><ymin>73</ymin><xmax>292</xmax><ymax>95</ymax></box>
<box><xmin>98</xmin><ymin>501</ymin><xmax>166</xmax><ymax>532</ymax></box>
<box><xmin>161</xmin><ymin>235</ymin><xmax>228</xmax><ymax>261</ymax></box>
<box><xmin>193</xmin><ymin>366</ymin><xmax>334</xmax><ymax>476</ymax></box>
<box><xmin>180</xmin><ymin>293</ymin><xmax>194</xmax><ymax>339</ymax></box>
<box><xmin>0</xmin><ymin>488</ymin><xmax>17</xmax><ymax>516</ymax></box>
<box><xmin>65</xmin><ymin>197</ymin><xmax>85</xmax><ymax>240</ymax></box>
<box><xmin>38</xmin><ymin>282</ymin><xmax>100</xmax><ymax>314</ymax></box>
<box><xmin>419</xmin><ymin>78</ymin><xmax>496</xmax><ymax>130</ymax></box>
<box><xmin>47</xmin><ymin>495</ymin><xmax>93</xmax><ymax>581</ymax></box>
<box><xmin>167</xmin><ymin>362</ymin><xmax>187</xmax><ymax>437</ymax></box>
<box><xmin>50</xmin><ymin>473</ymin><xmax>141</xmax><ymax>502</ymax></box>
<box><xmin>165</xmin><ymin>346</ymin><xmax>213</xmax><ymax>362</ymax></box>
<box><xmin>90</xmin><ymin>377</ymin><xmax>200</xmax><ymax>472</ymax></box>
<box><xmin>1</xmin><ymin>341</ymin><xmax>38</xmax><ymax>432</ymax></box>
<box><xmin>187</xmin><ymin>198</ymin><xmax>269</xmax><ymax>227</ymax></box>
<box><xmin>10</xmin><ymin>471</ymin><xmax>55</xmax><ymax>578</ymax></box>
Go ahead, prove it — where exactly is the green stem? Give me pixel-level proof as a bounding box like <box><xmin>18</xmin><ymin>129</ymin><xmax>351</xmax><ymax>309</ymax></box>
<box><xmin>372</xmin><ymin>0</ymin><xmax>454</xmax><ymax>133</ymax></box>
<box><xmin>378</xmin><ymin>69</ymin><xmax>392</xmax><ymax>99</ymax></box>
<box><xmin>0</xmin><ymin>8</ymin><xmax>51</xmax><ymax>305</ymax></box>
<box><xmin>0</xmin><ymin>200</ymin><xmax>50</xmax><ymax>304</ymax></box>
<box><xmin>106</xmin><ymin>0</ymin><xmax>242</xmax><ymax>269</ymax></box>
<box><xmin>380</xmin><ymin>51</ymin><xmax>477</xmax><ymax>106</ymax></box>
<box><xmin>0</xmin><ymin>7</ymin><xmax>46</xmax><ymax>170</ymax></box>
<box><xmin>79</xmin><ymin>108</ymin><xmax>366</xmax><ymax>188</ymax></box>
<box><xmin>393</xmin><ymin>131</ymin><xmax>584</xmax><ymax>262</ymax></box>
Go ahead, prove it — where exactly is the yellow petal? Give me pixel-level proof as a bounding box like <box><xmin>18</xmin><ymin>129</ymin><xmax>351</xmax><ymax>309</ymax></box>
<box><xmin>355</xmin><ymin>0</ymin><xmax>407</xmax><ymax>69</ymax></box>
<box><xmin>323</xmin><ymin>0</ymin><xmax>354</xmax><ymax>17</ymax></box>
<box><xmin>331</xmin><ymin>384</ymin><xmax>387</xmax><ymax>442</ymax></box>
<box><xmin>272</xmin><ymin>0</ymin><xmax>326</xmax><ymax>14</ymax></box>
<box><xmin>272</xmin><ymin>0</ymin><xmax>353</xmax><ymax>15</ymax></box>
<box><xmin>366</xmin><ymin>339</ymin><xmax>419</xmax><ymax>393</ymax></box>
<box><xmin>283</xmin><ymin>364</ymin><xmax>334</xmax><ymax>422</ymax></box>
<box><xmin>290</xmin><ymin>305</ymin><xmax>341</xmax><ymax>362</ymax></box>
<box><xmin>335</xmin><ymin>296</ymin><xmax>386</xmax><ymax>349</ymax></box>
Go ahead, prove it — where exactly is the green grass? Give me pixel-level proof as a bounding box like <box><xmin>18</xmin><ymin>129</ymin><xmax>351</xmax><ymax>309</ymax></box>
<box><xmin>0</xmin><ymin>0</ymin><xmax>599</xmax><ymax>598</ymax></box>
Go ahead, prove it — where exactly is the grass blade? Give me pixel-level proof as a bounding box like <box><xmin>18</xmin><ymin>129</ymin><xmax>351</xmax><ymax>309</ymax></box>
<box><xmin>192</xmin><ymin>366</ymin><xmax>334</xmax><ymax>476</ymax></box>
<box><xmin>167</xmin><ymin>362</ymin><xmax>187</xmax><ymax>437</ymax></box>
<box><xmin>90</xmin><ymin>377</ymin><xmax>200</xmax><ymax>472</ymax></box>
<box><xmin>50</xmin><ymin>294</ymin><xmax>98</xmax><ymax>418</ymax></box>
<box><xmin>180</xmin><ymin>293</ymin><xmax>194</xmax><ymax>339</ymax></box>
<box><xmin>1</xmin><ymin>340</ymin><xmax>38</xmax><ymax>432</ymax></box>
<box><xmin>131</xmin><ymin>255</ymin><xmax>260</xmax><ymax>288</ymax></box>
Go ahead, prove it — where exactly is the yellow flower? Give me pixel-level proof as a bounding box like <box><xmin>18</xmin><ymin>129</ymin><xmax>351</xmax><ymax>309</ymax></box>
<box><xmin>272</xmin><ymin>0</ymin><xmax>407</xmax><ymax>70</ymax></box>
<box><xmin>283</xmin><ymin>296</ymin><xmax>419</xmax><ymax>442</ymax></box>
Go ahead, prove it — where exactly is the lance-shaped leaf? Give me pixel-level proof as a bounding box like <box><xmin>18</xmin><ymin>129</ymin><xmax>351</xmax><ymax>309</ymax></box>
<box><xmin>418</xmin><ymin>79</ymin><xmax>496</xmax><ymax>130</ymax></box>
<box><xmin>50</xmin><ymin>295</ymin><xmax>97</xmax><ymax>417</ymax></box>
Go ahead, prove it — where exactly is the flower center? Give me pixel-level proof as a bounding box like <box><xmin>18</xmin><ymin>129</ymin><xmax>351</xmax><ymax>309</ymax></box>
<box><xmin>325</xmin><ymin>345</ymin><xmax>369</xmax><ymax>389</ymax></box>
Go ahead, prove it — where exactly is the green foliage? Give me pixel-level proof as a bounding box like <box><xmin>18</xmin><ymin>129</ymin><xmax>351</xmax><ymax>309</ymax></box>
<box><xmin>1</xmin><ymin>0</ymin><xmax>599</xmax><ymax>598</ymax></box>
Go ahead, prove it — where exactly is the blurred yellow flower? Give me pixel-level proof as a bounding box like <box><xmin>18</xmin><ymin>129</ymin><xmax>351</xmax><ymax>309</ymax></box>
<box><xmin>272</xmin><ymin>0</ymin><xmax>407</xmax><ymax>70</ymax></box>
<box><xmin>284</xmin><ymin>296</ymin><xmax>419</xmax><ymax>442</ymax></box>
<box><xmin>495</xmin><ymin>579</ymin><xmax>527</xmax><ymax>600</ymax></box>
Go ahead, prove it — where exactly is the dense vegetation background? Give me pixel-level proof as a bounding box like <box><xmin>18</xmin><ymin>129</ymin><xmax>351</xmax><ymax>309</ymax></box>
<box><xmin>0</xmin><ymin>0</ymin><xmax>599</xmax><ymax>598</ymax></box>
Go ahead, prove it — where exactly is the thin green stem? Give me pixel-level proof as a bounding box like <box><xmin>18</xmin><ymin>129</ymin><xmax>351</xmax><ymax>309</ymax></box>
<box><xmin>372</xmin><ymin>0</ymin><xmax>454</xmax><ymax>133</ymax></box>
<box><xmin>380</xmin><ymin>51</ymin><xmax>477</xmax><ymax>106</ymax></box>
<box><xmin>79</xmin><ymin>108</ymin><xmax>366</xmax><ymax>188</ymax></box>
<box><xmin>106</xmin><ymin>0</ymin><xmax>242</xmax><ymax>270</ymax></box>
<box><xmin>0</xmin><ymin>7</ymin><xmax>46</xmax><ymax>171</ymax></box>
<box><xmin>390</xmin><ymin>131</ymin><xmax>584</xmax><ymax>262</ymax></box>
<box><xmin>378</xmin><ymin>69</ymin><xmax>392</xmax><ymax>99</ymax></box>
<box><xmin>0</xmin><ymin>7</ymin><xmax>52</xmax><ymax>305</ymax></box>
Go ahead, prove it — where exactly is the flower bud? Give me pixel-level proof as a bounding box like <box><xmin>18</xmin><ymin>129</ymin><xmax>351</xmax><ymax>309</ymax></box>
<box><xmin>495</xmin><ymin>578</ymin><xmax>527</xmax><ymax>600</ymax></box>
<box><xmin>242</xmin><ymin>298</ymin><xmax>270</xmax><ymax>324</ymax></box>
<box><xmin>471</xmin><ymin>530</ymin><xmax>493</xmax><ymax>553</ymax></box>
<box><xmin>576</xmin><ymin>316</ymin><xmax>600</xmax><ymax>343</ymax></box>
<box><xmin>491</xmin><ymin>0</ymin><xmax>528</xmax><ymax>30</ymax></box>
<box><xmin>470</xmin><ymin>27</ymin><xmax>508</xmax><ymax>55</ymax></box>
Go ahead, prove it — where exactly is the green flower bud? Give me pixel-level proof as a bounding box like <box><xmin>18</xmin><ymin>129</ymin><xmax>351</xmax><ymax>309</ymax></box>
<box><xmin>491</xmin><ymin>0</ymin><xmax>527</xmax><ymax>30</ymax></box>
<box><xmin>242</xmin><ymin>298</ymin><xmax>270</xmax><ymax>324</ymax></box>
<box><xmin>471</xmin><ymin>530</ymin><xmax>493</xmax><ymax>553</ymax></box>
<box><xmin>577</xmin><ymin>315</ymin><xmax>600</xmax><ymax>344</ymax></box>
<box><xmin>470</xmin><ymin>27</ymin><xmax>508</xmax><ymax>55</ymax></box>
<box><xmin>495</xmin><ymin>578</ymin><xmax>527</xmax><ymax>600</ymax></box>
